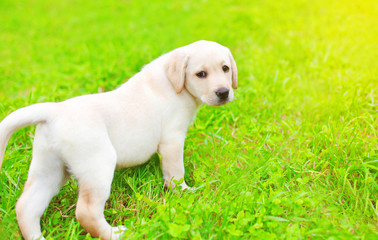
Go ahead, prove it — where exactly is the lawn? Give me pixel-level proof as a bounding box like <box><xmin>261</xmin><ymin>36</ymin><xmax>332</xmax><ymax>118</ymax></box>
<box><xmin>0</xmin><ymin>0</ymin><xmax>377</xmax><ymax>239</ymax></box>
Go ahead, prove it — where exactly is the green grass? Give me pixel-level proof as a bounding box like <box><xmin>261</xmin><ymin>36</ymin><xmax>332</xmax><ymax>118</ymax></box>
<box><xmin>0</xmin><ymin>0</ymin><xmax>377</xmax><ymax>239</ymax></box>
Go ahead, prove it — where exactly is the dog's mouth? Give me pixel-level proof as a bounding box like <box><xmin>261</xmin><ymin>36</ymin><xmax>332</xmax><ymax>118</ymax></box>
<box><xmin>201</xmin><ymin>96</ymin><xmax>233</xmax><ymax>107</ymax></box>
<box><xmin>215</xmin><ymin>98</ymin><xmax>232</xmax><ymax>106</ymax></box>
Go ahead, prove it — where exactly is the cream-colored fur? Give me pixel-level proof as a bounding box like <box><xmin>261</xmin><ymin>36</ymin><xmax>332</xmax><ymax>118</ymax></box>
<box><xmin>0</xmin><ymin>40</ymin><xmax>237</xmax><ymax>240</ymax></box>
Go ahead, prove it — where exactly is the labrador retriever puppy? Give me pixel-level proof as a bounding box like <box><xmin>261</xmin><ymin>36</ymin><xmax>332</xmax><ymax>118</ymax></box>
<box><xmin>0</xmin><ymin>40</ymin><xmax>237</xmax><ymax>240</ymax></box>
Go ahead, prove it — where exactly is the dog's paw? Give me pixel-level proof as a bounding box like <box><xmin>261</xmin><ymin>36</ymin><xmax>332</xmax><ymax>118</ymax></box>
<box><xmin>184</xmin><ymin>186</ymin><xmax>200</xmax><ymax>193</ymax></box>
<box><xmin>181</xmin><ymin>183</ymin><xmax>200</xmax><ymax>193</ymax></box>
<box><xmin>111</xmin><ymin>225</ymin><xmax>127</xmax><ymax>239</ymax></box>
<box><xmin>180</xmin><ymin>182</ymin><xmax>191</xmax><ymax>190</ymax></box>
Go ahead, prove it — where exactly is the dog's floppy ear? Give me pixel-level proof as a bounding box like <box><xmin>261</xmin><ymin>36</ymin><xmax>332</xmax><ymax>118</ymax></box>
<box><xmin>165</xmin><ymin>51</ymin><xmax>189</xmax><ymax>94</ymax></box>
<box><xmin>228</xmin><ymin>50</ymin><xmax>238</xmax><ymax>89</ymax></box>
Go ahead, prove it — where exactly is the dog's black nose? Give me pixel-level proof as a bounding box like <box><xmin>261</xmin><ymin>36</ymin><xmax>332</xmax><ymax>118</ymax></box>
<box><xmin>215</xmin><ymin>88</ymin><xmax>229</xmax><ymax>100</ymax></box>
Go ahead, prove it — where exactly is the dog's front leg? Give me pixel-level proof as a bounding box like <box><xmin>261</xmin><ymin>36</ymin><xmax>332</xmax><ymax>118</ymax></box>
<box><xmin>158</xmin><ymin>139</ymin><xmax>189</xmax><ymax>189</ymax></box>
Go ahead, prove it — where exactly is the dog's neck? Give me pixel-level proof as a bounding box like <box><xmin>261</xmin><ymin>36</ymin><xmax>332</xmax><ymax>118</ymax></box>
<box><xmin>182</xmin><ymin>87</ymin><xmax>203</xmax><ymax>108</ymax></box>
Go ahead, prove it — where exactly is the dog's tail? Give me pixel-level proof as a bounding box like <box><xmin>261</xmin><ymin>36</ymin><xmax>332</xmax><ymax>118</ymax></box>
<box><xmin>0</xmin><ymin>103</ymin><xmax>55</xmax><ymax>170</ymax></box>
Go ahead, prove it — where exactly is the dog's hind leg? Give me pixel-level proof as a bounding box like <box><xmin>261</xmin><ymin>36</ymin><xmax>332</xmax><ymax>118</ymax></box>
<box><xmin>16</xmin><ymin>149</ymin><xmax>68</xmax><ymax>240</ymax></box>
<box><xmin>72</xmin><ymin>145</ymin><xmax>125</xmax><ymax>240</ymax></box>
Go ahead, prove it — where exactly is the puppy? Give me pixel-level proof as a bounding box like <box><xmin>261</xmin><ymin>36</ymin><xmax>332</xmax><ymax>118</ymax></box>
<box><xmin>0</xmin><ymin>40</ymin><xmax>237</xmax><ymax>240</ymax></box>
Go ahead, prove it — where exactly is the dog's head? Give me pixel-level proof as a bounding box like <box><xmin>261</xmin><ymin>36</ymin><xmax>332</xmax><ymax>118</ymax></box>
<box><xmin>165</xmin><ymin>40</ymin><xmax>237</xmax><ymax>106</ymax></box>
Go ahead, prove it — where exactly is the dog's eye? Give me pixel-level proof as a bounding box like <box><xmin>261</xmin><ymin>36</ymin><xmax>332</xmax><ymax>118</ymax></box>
<box><xmin>222</xmin><ymin>65</ymin><xmax>230</xmax><ymax>73</ymax></box>
<box><xmin>196</xmin><ymin>71</ymin><xmax>207</xmax><ymax>78</ymax></box>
